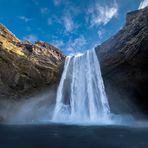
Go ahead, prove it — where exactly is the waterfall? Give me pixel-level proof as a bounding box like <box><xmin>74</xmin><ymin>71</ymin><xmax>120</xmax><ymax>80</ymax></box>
<box><xmin>52</xmin><ymin>49</ymin><xmax>110</xmax><ymax>123</ymax></box>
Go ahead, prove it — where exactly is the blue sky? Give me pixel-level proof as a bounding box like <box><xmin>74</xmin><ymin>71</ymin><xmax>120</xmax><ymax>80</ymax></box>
<box><xmin>0</xmin><ymin>0</ymin><xmax>147</xmax><ymax>54</ymax></box>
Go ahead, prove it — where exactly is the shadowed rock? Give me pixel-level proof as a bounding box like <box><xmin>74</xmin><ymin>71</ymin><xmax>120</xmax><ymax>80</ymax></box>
<box><xmin>95</xmin><ymin>7</ymin><xmax>148</xmax><ymax>115</ymax></box>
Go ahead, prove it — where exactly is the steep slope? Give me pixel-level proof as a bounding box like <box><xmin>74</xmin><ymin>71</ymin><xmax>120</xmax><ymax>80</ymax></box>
<box><xmin>0</xmin><ymin>24</ymin><xmax>65</xmax><ymax>100</ymax></box>
<box><xmin>95</xmin><ymin>7</ymin><xmax>148</xmax><ymax>115</ymax></box>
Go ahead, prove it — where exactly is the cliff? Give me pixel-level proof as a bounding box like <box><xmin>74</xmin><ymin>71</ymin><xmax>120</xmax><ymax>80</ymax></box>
<box><xmin>95</xmin><ymin>7</ymin><xmax>148</xmax><ymax>115</ymax></box>
<box><xmin>0</xmin><ymin>24</ymin><xmax>65</xmax><ymax>100</ymax></box>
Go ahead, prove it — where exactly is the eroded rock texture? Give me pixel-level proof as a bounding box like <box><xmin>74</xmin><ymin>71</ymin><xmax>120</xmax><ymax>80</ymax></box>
<box><xmin>0</xmin><ymin>23</ymin><xmax>65</xmax><ymax>100</ymax></box>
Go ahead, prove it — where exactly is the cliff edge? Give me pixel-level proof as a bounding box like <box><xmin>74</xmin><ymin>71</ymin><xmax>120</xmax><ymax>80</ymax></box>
<box><xmin>0</xmin><ymin>24</ymin><xmax>65</xmax><ymax>100</ymax></box>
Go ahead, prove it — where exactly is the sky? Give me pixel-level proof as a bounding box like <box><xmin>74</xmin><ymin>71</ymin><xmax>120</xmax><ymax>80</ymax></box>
<box><xmin>0</xmin><ymin>0</ymin><xmax>147</xmax><ymax>54</ymax></box>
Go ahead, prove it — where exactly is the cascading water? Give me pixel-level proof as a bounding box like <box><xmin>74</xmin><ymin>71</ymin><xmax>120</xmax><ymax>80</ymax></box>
<box><xmin>52</xmin><ymin>49</ymin><xmax>111</xmax><ymax>123</ymax></box>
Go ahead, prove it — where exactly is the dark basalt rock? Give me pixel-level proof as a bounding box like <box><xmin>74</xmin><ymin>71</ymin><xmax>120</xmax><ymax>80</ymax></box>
<box><xmin>95</xmin><ymin>7</ymin><xmax>148</xmax><ymax>116</ymax></box>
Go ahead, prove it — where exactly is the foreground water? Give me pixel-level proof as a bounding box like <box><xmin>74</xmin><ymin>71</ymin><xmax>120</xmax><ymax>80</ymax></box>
<box><xmin>0</xmin><ymin>124</ymin><xmax>148</xmax><ymax>148</ymax></box>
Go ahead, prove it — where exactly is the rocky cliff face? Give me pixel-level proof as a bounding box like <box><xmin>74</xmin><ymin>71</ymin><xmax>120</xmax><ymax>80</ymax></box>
<box><xmin>0</xmin><ymin>24</ymin><xmax>65</xmax><ymax>100</ymax></box>
<box><xmin>96</xmin><ymin>7</ymin><xmax>148</xmax><ymax>115</ymax></box>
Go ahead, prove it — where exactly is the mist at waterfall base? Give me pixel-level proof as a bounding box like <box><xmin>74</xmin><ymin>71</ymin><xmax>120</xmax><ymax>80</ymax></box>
<box><xmin>0</xmin><ymin>88</ymin><xmax>55</xmax><ymax>123</ymax></box>
<box><xmin>0</xmin><ymin>49</ymin><xmax>147</xmax><ymax>127</ymax></box>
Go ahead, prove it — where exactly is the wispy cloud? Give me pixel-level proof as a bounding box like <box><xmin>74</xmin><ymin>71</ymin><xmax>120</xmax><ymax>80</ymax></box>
<box><xmin>47</xmin><ymin>15</ymin><xmax>62</xmax><ymax>26</ymax></box>
<box><xmin>72</xmin><ymin>36</ymin><xmax>86</xmax><ymax>48</ymax></box>
<box><xmin>87</xmin><ymin>2</ymin><xmax>118</xmax><ymax>27</ymax></box>
<box><xmin>139</xmin><ymin>0</ymin><xmax>148</xmax><ymax>9</ymax></box>
<box><xmin>53</xmin><ymin>0</ymin><xmax>61</xmax><ymax>6</ymax></box>
<box><xmin>97</xmin><ymin>30</ymin><xmax>104</xmax><ymax>38</ymax></box>
<box><xmin>66</xmin><ymin>35</ymin><xmax>87</xmax><ymax>52</ymax></box>
<box><xmin>51</xmin><ymin>36</ymin><xmax>87</xmax><ymax>53</ymax></box>
<box><xmin>23</xmin><ymin>35</ymin><xmax>38</xmax><ymax>43</ymax></box>
<box><xmin>62</xmin><ymin>2</ymin><xmax>80</xmax><ymax>33</ymax></box>
<box><xmin>49</xmin><ymin>1</ymin><xmax>80</xmax><ymax>33</ymax></box>
<box><xmin>19</xmin><ymin>16</ymin><xmax>32</xmax><ymax>23</ymax></box>
<box><xmin>51</xmin><ymin>40</ymin><xmax>64</xmax><ymax>49</ymax></box>
<box><xmin>63</xmin><ymin>14</ymin><xmax>75</xmax><ymax>32</ymax></box>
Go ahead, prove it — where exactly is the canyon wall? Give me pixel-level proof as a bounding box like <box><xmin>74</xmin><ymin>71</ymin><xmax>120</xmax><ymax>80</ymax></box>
<box><xmin>96</xmin><ymin>7</ymin><xmax>148</xmax><ymax>115</ymax></box>
<box><xmin>0</xmin><ymin>23</ymin><xmax>65</xmax><ymax>100</ymax></box>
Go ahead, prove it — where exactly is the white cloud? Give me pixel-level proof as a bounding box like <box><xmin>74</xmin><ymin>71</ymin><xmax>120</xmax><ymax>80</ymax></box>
<box><xmin>63</xmin><ymin>15</ymin><xmax>75</xmax><ymax>32</ymax></box>
<box><xmin>139</xmin><ymin>0</ymin><xmax>148</xmax><ymax>9</ymax></box>
<box><xmin>53</xmin><ymin>0</ymin><xmax>61</xmax><ymax>6</ymax></box>
<box><xmin>87</xmin><ymin>2</ymin><xmax>118</xmax><ymax>27</ymax></box>
<box><xmin>61</xmin><ymin>1</ymin><xmax>80</xmax><ymax>33</ymax></box>
<box><xmin>19</xmin><ymin>16</ymin><xmax>31</xmax><ymax>23</ymax></box>
<box><xmin>23</xmin><ymin>35</ymin><xmax>38</xmax><ymax>43</ymax></box>
<box><xmin>50</xmin><ymin>1</ymin><xmax>79</xmax><ymax>33</ymax></box>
